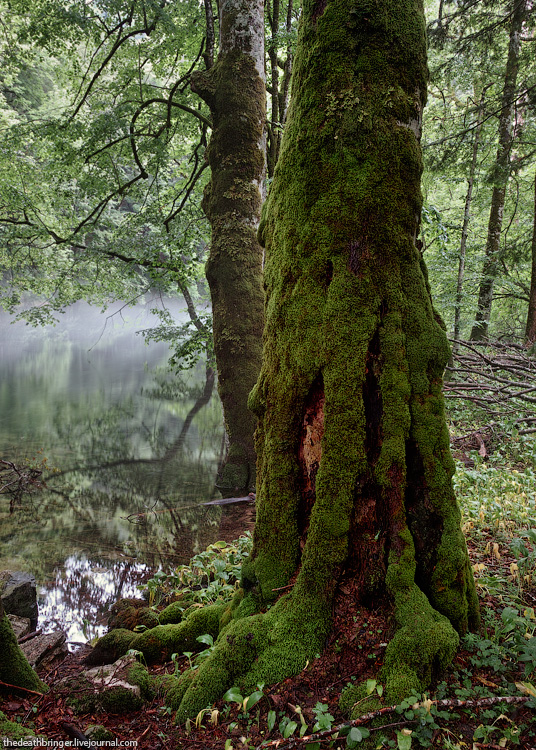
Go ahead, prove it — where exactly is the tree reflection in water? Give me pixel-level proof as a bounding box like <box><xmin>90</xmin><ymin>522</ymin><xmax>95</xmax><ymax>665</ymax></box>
<box><xmin>0</xmin><ymin>303</ymin><xmax>254</xmax><ymax>647</ymax></box>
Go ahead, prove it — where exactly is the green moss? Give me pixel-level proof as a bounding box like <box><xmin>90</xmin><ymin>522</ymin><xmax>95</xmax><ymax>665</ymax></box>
<box><xmin>159</xmin><ymin>601</ymin><xmax>188</xmax><ymax>625</ymax></box>
<box><xmin>127</xmin><ymin>662</ymin><xmax>155</xmax><ymax>700</ymax></box>
<box><xmin>0</xmin><ymin>710</ymin><xmax>39</xmax><ymax>740</ymax></box>
<box><xmin>129</xmin><ymin>604</ymin><xmax>225</xmax><ymax>662</ymax></box>
<box><xmin>165</xmin><ymin>670</ymin><xmax>197</xmax><ymax>712</ymax></box>
<box><xmin>339</xmin><ymin>683</ymin><xmax>383</xmax><ymax>718</ymax></box>
<box><xmin>89</xmin><ymin>604</ymin><xmax>226</xmax><ymax>665</ymax></box>
<box><xmin>85</xmin><ymin>628</ymin><xmax>136</xmax><ymax>665</ymax></box>
<box><xmin>0</xmin><ymin>614</ymin><xmax>48</xmax><ymax>693</ymax></box>
<box><xmin>100</xmin><ymin>687</ymin><xmax>143</xmax><ymax>713</ymax></box>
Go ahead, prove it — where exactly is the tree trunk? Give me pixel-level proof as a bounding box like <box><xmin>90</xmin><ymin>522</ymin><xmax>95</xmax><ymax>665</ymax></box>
<box><xmin>191</xmin><ymin>0</ymin><xmax>266</xmax><ymax>494</ymax></box>
<box><xmin>525</xmin><ymin>171</ymin><xmax>536</xmax><ymax>343</ymax></box>
<box><xmin>0</xmin><ymin>597</ymin><xmax>47</xmax><ymax>693</ymax></box>
<box><xmin>174</xmin><ymin>0</ymin><xmax>479</xmax><ymax>721</ymax></box>
<box><xmin>452</xmin><ymin>91</ymin><xmax>485</xmax><ymax>353</ymax></box>
<box><xmin>266</xmin><ymin>0</ymin><xmax>294</xmax><ymax>178</ymax></box>
<box><xmin>470</xmin><ymin>0</ymin><xmax>526</xmax><ymax>341</ymax></box>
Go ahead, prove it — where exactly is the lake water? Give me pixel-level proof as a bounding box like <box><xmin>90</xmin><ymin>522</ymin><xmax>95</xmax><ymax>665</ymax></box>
<box><xmin>0</xmin><ymin>300</ymin><xmax>254</xmax><ymax>644</ymax></box>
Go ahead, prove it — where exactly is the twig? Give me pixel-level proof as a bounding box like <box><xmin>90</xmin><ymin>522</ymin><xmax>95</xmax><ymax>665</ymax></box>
<box><xmin>0</xmin><ymin>678</ymin><xmax>46</xmax><ymax>695</ymax></box>
<box><xmin>256</xmin><ymin>695</ymin><xmax>531</xmax><ymax>750</ymax></box>
<box><xmin>18</xmin><ymin>629</ymin><xmax>42</xmax><ymax>644</ymax></box>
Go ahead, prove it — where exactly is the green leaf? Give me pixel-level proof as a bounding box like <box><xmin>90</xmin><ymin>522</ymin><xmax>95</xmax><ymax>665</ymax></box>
<box><xmin>396</xmin><ymin>730</ymin><xmax>412</xmax><ymax>750</ymax></box>
<box><xmin>222</xmin><ymin>687</ymin><xmax>243</xmax><ymax>705</ymax></box>
<box><xmin>245</xmin><ymin>690</ymin><xmax>264</xmax><ymax>711</ymax></box>
<box><xmin>196</xmin><ymin>633</ymin><xmax>214</xmax><ymax>647</ymax></box>
<box><xmin>267</xmin><ymin>710</ymin><xmax>277</xmax><ymax>732</ymax></box>
<box><xmin>346</xmin><ymin>726</ymin><xmax>370</xmax><ymax>747</ymax></box>
<box><xmin>283</xmin><ymin>721</ymin><xmax>298</xmax><ymax>738</ymax></box>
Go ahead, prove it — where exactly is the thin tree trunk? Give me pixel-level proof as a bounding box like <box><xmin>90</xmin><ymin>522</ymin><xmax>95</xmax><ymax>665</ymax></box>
<box><xmin>470</xmin><ymin>0</ymin><xmax>526</xmax><ymax>341</ymax></box>
<box><xmin>191</xmin><ymin>0</ymin><xmax>266</xmax><ymax>493</ymax></box>
<box><xmin>266</xmin><ymin>0</ymin><xmax>294</xmax><ymax>178</ymax></box>
<box><xmin>524</xmin><ymin>171</ymin><xmax>536</xmax><ymax>342</ymax></box>
<box><xmin>452</xmin><ymin>91</ymin><xmax>486</xmax><ymax>352</ymax></box>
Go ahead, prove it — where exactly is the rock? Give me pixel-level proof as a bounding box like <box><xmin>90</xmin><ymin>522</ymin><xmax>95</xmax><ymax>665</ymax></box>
<box><xmin>20</xmin><ymin>631</ymin><xmax>67</xmax><ymax>670</ymax></box>
<box><xmin>0</xmin><ymin>571</ymin><xmax>38</xmax><ymax>626</ymax></box>
<box><xmin>8</xmin><ymin>614</ymin><xmax>31</xmax><ymax>639</ymax></box>
<box><xmin>65</xmin><ymin>655</ymin><xmax>147</xmax><ymax>714</ymax></box>
<box><xmin>85</xmin><ymin>725</ymin><xmax>115</xmax><ymax>741</ymax></box>
<box><xmin>108</xmin><ymin>597</ymin><xmax>159</xmax><ymax>631</ymax></box>
<box><xmin>83</xmin><ymin>655</ymin><xmax>142</xmax><ymax>698</ymax></box>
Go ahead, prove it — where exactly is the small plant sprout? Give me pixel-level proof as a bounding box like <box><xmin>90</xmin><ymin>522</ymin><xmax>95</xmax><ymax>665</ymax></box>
<box><xmin>222</xmin><ymin>683</ymin><xmax>266</xmax><ymax>715</ymax></box>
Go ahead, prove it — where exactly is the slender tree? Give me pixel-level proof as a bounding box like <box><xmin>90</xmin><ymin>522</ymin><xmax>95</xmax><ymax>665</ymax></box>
<box><xmin>470</xmin><ymin>0</ymin><xmax>527</xmax><ymax>340</ymax></box>
<box><xmin>190</xmin><ymin>0</ymin><xmax>266</xmax><ymax>493</ymax></box>
<box><xmin>524</xmin><ymin>171</ymin><xmax>536</xmax><ymax>342</ymax></box>
<box><xmin>452</xmin><ymin>89</ymin><xmax>486</xmax><ymax>352</ymax></box>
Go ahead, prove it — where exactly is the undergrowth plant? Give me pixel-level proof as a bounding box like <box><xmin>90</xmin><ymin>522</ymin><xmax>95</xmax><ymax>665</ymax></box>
<box><xmin>140</xmin><ymin>532</ymin><xmax>253</xmax><ymax>606</ymax></box>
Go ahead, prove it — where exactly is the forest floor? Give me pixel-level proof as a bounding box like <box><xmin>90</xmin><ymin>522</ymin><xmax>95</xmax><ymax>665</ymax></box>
<box><xmin>2</xmin><ymin>533</ymin><xmax>535</xmax><ymax>749</ymax></box>
<box><xmin>3</xmin><ymin>431</ymin><xmax>536</xmax><ymax>749</ymax></box>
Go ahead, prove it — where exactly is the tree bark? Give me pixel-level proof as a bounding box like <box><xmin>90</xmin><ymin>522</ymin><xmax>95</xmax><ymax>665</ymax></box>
<box><xmin>0</xmin><ymin>597</ymin><xmax>47</xmax><ymax>693</ymax></box>
<box><xmin>525</xmin><ymin>171</ymin><xmax>536</xmax><ymax>342</ymax></box>
<box><xmin>470</xmin><ymin>0</ymin><xmax>526</xmax><ymax>341</ymax></box>
<box><xmin>452</xmin><ymin>91</ymin><xmax>485</xmax><ymax>352</ymax></box>
<box><xmin>191</xmin><ymin>0</ymin><xmax>266</xmax><ymax>494</ymax></box>
<box><xmin>173</xmin><ymin>0</ymin><xmax>479</xmax><ymax>721</ymax></box>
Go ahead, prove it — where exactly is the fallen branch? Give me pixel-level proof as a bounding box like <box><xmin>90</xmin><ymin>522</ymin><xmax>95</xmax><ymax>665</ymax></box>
<box><xmin>0</xmin><ymin>677</ymin><xmax>46</xmax><ymax>695</ymax></box>
<box><xmin>18</xmin><ymin>629</ymin><xmax>42</xmax><ymax>644</ymax></box>
<box><xmin>256</xmin><ymin>695</ymin><xmax>531</xmax><ymax>750</ymax></box>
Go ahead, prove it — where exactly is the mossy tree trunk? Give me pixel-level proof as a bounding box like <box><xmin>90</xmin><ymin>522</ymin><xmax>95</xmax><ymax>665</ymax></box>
<box><xmin>190</xmin><ymin>0</ymin><xmax>266</xmax><ymax>494</ymax></box>
<box><xmin>0</xmin><ymin>598</ymin><xmax>47</xmax><ymax>693</ymax></box>
<box><xmin>171</xmin><ymin>0</ymin><xmax>480</xmax><ymax>721</ymax></box>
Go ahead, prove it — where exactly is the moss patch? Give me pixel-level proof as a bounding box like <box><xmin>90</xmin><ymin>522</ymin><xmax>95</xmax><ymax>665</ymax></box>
<box><xmin>0</xmin><ymin>710</ymin><xmax>40</xmax><ymax>740</ymax></box>
<box><xmin>0</xmin><ymin>614</ymin><xmax>48</xmax><ymax>693</ymax></box>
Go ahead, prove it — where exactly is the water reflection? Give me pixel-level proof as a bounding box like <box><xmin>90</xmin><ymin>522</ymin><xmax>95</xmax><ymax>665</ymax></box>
<box><xmin>0</xmin><ymin>301</ymin><xmax>254</xmax><ymax>645</ymax></box>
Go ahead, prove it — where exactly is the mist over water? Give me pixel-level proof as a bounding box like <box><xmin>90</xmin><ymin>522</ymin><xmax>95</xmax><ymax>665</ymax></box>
<box><xmin>0</xmin><ymin>298</ymin><xmax>248</xmax><ymax>645</ymax></box>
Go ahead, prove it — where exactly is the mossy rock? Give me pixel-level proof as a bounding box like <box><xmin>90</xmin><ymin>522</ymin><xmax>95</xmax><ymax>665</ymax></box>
<box><xmin>65</xmin><ymin>656</ymin><xmax>146</xmax><ymax>714</ymax></box>
<box><xmin>87</xmin><ymin>603</ymin><xmax>225</xmax><ymax>666</ymax></box>
<box><xmin>108</xmin><ymin>598</ymin><xmax>159</xmax><ymax>631</ymax></box>
<box><xmin>85</xmin><ymin>725</ymin><xmax>115</xmax><ymax>741</ymax></box>
<box><xmin>84</xmin><ymin>628</ymin><xmax>136</xmax><ymax>666</ymax></box>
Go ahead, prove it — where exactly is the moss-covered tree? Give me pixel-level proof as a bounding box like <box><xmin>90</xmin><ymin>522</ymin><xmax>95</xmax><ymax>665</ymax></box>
<box><xmin>0</xmin><ymin>598</ymin><xmax>47</xmax><ymax>693</ymax></box>
<box><xmin>169</xmin><ymin>0</ymin><xmax>480</xmax><ymax>717</ymax></box>
<box><xmin>88</xmin><ymin>0</ymin><xmax>480</xmax><ymax>721</ymax></box>
<box><xmin>190</xmin><ymin>0</ymin><xmax>266</xmax><ymax>494</ymax></box>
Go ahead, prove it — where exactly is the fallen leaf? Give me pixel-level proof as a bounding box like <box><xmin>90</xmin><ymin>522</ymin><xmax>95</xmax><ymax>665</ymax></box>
<box><xmin>476</xmin><ymin>675</ymin><xmax>498</xmax><ymax>688</ymax></box>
